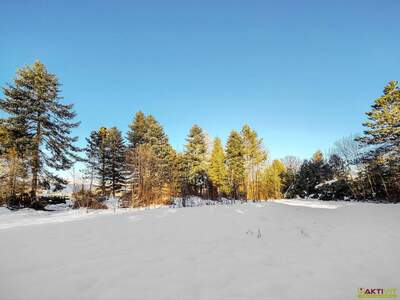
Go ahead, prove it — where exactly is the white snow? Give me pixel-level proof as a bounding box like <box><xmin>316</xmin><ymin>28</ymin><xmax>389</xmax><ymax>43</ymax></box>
<box><xmin>0</xmin><ymin>199</ymin><xmax>399</xmax><ymax>300</ymax></box>
<box><xmin>271</xmin><ymin>198</ymin><xmax>348</xmax><ymax>209</ymax></box>
<box><xmin>0</xmin><ymin>203</ymin><xmax>166</xmax><ymax>230</ymax></box>
<box><xmin>172</xmin><ymin>196</ymin><xmax>240</xmax><ymax>207</ymax></box>
<box><xmin>315</xmin><ymin>178</ymin><xmax>338</xmax><ymax>188</ymax></box>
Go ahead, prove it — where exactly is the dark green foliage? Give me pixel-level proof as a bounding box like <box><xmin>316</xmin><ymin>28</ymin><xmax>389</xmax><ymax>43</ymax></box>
<box><xmin>181</xmin><ymin>125</ymin><xmax>209</xmax><ymax>197</ymax></box>
<box><xmin>6</xmin><ymin>194</ymin><xmax>68</xmax><ymax>210</ymax></box>
<box><xmin>289</xmin><ymin>151</ymin><xmax>333</xmax><ymax>198</ymax></box>
<box><xmin>85</xmin><ymin>127</ymin><xmax>109</xmax><ymax>196</ymax></box>
<box><xmin>106</xmin><ymin>127</ymin><xmax>127</xmax><ymax>197</ymax></box>
<box><xmin>358</xmin><ymin>81</ymin><xmax>400</xmax><ymax>157</ymax></box>
<box><xmin>0</xmin><ymin>61</ymin><xmax>80</xmax><ymax>201</ymax></box>
<box><xmin>315</xmin><ymin>179</ymin><xmax>352</xmax><ymax>200</ymax></box>
<box><xmin>85</xmin><ymin>127</ymin><xmax>127</xmax><ymax>197</ymax></box>
<box><xmin>356</xmin><ymin>81</ymin><xmax>400</xmax><ymax>201</ymax></box>
<box><xmin>315</xmin><ymin>155</ymin><xmax>352</xmax><ymax>200</ymax></box>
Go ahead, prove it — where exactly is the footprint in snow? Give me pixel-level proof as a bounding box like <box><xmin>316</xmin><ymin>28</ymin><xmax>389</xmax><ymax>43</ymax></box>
<box><xmin>298</xmin><ymin>227</ymin><xmax>310</xmax><ymax>238</ymax></box>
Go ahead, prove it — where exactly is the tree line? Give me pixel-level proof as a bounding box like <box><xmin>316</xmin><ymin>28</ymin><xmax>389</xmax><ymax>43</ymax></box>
<box><xmin>84</xmin><ymin>112</ymin><xmax>286</xmax><ymax>207</ymax></box>
<box><xmin>0</xmin><ymin>61</ymin><xmax>399</xmax><ymax>209</ymax></box>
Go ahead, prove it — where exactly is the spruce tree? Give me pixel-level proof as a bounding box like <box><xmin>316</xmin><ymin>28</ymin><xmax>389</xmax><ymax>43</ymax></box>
<box><xmin>209</xmin><ymin>137</ymin><xmax>229</xmax><ymax>198</ymax></box>
<box><xmin>0</xmin><ymin>61</ymin><xmax>80</xmax><ymax>200</ymax></box>
<box><xmin>226</xmin><ymin>130</ymin><xmax>245</xmax><ymax>199</ymax></box>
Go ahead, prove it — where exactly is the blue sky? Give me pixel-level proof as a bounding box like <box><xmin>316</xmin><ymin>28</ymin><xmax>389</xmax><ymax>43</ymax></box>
<box><xmin>1</xmin><ymin>0</ymin><xmax>399</xmax><ymax>160</ymax></box>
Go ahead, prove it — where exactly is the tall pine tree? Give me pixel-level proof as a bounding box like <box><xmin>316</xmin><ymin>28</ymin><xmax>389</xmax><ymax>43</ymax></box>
<box><xmin>357</xmin><ymin>80</ymin><xmax>400</xmax><ymax>199</ymax></box>
<box><xmin>226</xmin><ymin>130</ymin><xmax>245</xmax><ymax>199</ymax></box>
<box><xmin>183</xmin><ymin>125</ymin><xmax>209</xmax><ymax>197</ymax></box>
<box><xmin>209</xmin><ymin>137</ymin><xmax>229</xmax><ymax>198</ymax></box>
<box><xmin>0</xmin><ymin>61</ymin><xmax>80</xmax><ymax>200</ymax></box>
<box><xmin>241</xmin><ymin>124</ymin><xmax>267</xmax><ymax>200</ymax></box>
<box><xmin>85</xmin><ymin>127</ymin><xmax>109</xmax><ymax>196</ymax></box>
<box><xmin>106</xmin><ymin>127</ymin><xmax>127</xmax><ymax>197</ymax></box>
<box><xmin>126</xmin><ymin>112</ymin><xmax>175</xmax><ymax>206</ymax></box>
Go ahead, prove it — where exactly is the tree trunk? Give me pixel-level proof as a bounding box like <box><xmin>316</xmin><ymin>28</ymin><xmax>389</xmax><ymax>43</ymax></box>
<box><xmin>7</xmin><ymin>148</ymin><xmax>17</xmax><ymax>197</ymax></box>
<box><xmin>31</xmin><ymin>121</ymin><xmax>41</xmax><ymax>201</ymax></box>
<box><xmin>378</xmin><ymin>173</ymin><xmax>389</xmax><ymax>200</ymax></box>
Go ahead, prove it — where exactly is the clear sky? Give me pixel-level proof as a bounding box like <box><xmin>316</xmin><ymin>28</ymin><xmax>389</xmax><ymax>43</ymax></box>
<box><xmin>1</xmin><ymin>0</ymin><xmax>399</xmax><ymax>160</ymax></box>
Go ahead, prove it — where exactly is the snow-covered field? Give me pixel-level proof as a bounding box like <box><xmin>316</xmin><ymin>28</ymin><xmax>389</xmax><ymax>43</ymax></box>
<box><xmin>0</xmin><ymin>199</ymin><xmax>399</xmax><ymax>300</ymax></box>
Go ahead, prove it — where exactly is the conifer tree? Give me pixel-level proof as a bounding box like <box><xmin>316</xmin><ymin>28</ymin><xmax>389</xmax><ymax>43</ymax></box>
<box><xmin>357</xmin><ymin>81</ymin><xmax>400</xmax><ymax>199</ymax></box>
<box><xmin>183</xmin><ymin>125</ymin><xmax>208</xmax><ymax>196</ymax></box>
<box><xmin>209</xmin><ymin>137</ymin><xmax>229</xmax><ymax>198</ymax></box>
<box><xmin>358</xmin><ymin>81</ymin><xmax>400</xmax><ymax>156</ymax></box>
<box><xmin>0</xmin><ymin>123</ymin><xmax>29</xmax><ymax>200</ymax></box>
<box><xmin>0</xmin><ymin>61</ymin><xmax>80</xmax><ymax>200</ymax></box>
<box><xmin>226</xmin><ymin>130</ymin><xmax>245</xmax><ymax>199</ymax></box>
<box><xmin>127</xmin><ymin>111</ymin><xmax>149</xmax><ymax>147</ymax></box>
<box><xmin>260</xmin><ymin>159</ymin><xmax>286</xmax><ymax>199</ymax></box>
<box><xmin>126</xmin><ymin>112</ymin><xmax>175</xmax><ymax>205</ymax></box>
<box><xmin>292</xmin><ymin>151</ymin><xmax>333</xmax><ymax>198</ymax></box>
<box><xmin>313</xmin><ymin>153</ymin><xmax>353</xmax><ymax>200</ymax></box>
<box><xmin>241</xmin><ymin>125</ymin><xmax>267</xmax><ymax>200</ymax></box>
<box><xmin>85</xmin><ymin>127</ymin><xmax>109</xmax><ymax>196</ymax></box>
<box><xmin>105</xmin><ymin>127</ymin><xmax>127</xmax><ymax>197</ymax></box>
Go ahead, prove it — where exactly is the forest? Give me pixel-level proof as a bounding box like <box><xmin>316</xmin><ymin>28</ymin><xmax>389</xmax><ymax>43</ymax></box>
<box><xmin>1</xmin><ymin>61</ymin><xmax>399</xmax><ymax>209</ymax></box>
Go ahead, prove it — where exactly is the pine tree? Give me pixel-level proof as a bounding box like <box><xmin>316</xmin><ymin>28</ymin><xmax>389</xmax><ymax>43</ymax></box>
<box><xmin>0</xmin><ymin>123</ymin><xmax>29</xmax><ymax>201</ymax></box>
<box><xmin>292</xmin><ymin>151</ymin><xmax>333</xmax><ymax>198</ymax></box>
<box><xmin>105</xmin><ymin>127</ymin><xmax>127</xmax><ymax>197</ymax></box>
<box><xmin>0</xmin><ymin>61</ymin><xmax>80</xmax><ymax>200</ymax></box>
<box><xmin>85</xmin><ymin>127</ymin><xmax>109</xmax><ymax>196</ymax></box>
<box><xmin>260</xmin><ymin>159</ymin><xmax>286</xmax><ymax>199</ymax></box>
<box><xmin>126</xmin><ymin>112</ymin><xmax>175</xmax><ymax>206</ymax></box>
<box><xmin>226</xmin><ymin>130</ymin><xmax>245</xmax><ymax>199</ymax></box>
<box><xmin>0</xmin><ymin>103</ymin><xmax>33</xmax><ymax>206</ymax></box>
<box><xmin>183</xmin><ymin>125</ymin><xmax>208</xmax><ymax>197</ymax></box>
<box><xmin>241</xmin><ymin>125</ymin><xmax>267</xmax><ymax>200</ymax></box>
<box><xmin>358</xmin><ymin>81</ymin><xmax>400</xmax><ymax>156</ymax></box>
<box><xmin>127</xmin><ymin>111</ymin><xmax>149</xmax><ymax>147</ymax></box>
<box><xmin>357</xmin><ymin>81</ymin><xmax>400</xmax><ymax>199</ymax></box>
<box><xmin>209</xmin><ymin>137</ymin><xmax>229</xmax><ymax>198</ymax></box>
<box><xmin>314</xmin><ymin>153</ymin><xmax>353</xmax><ymax>200</ymax></box>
